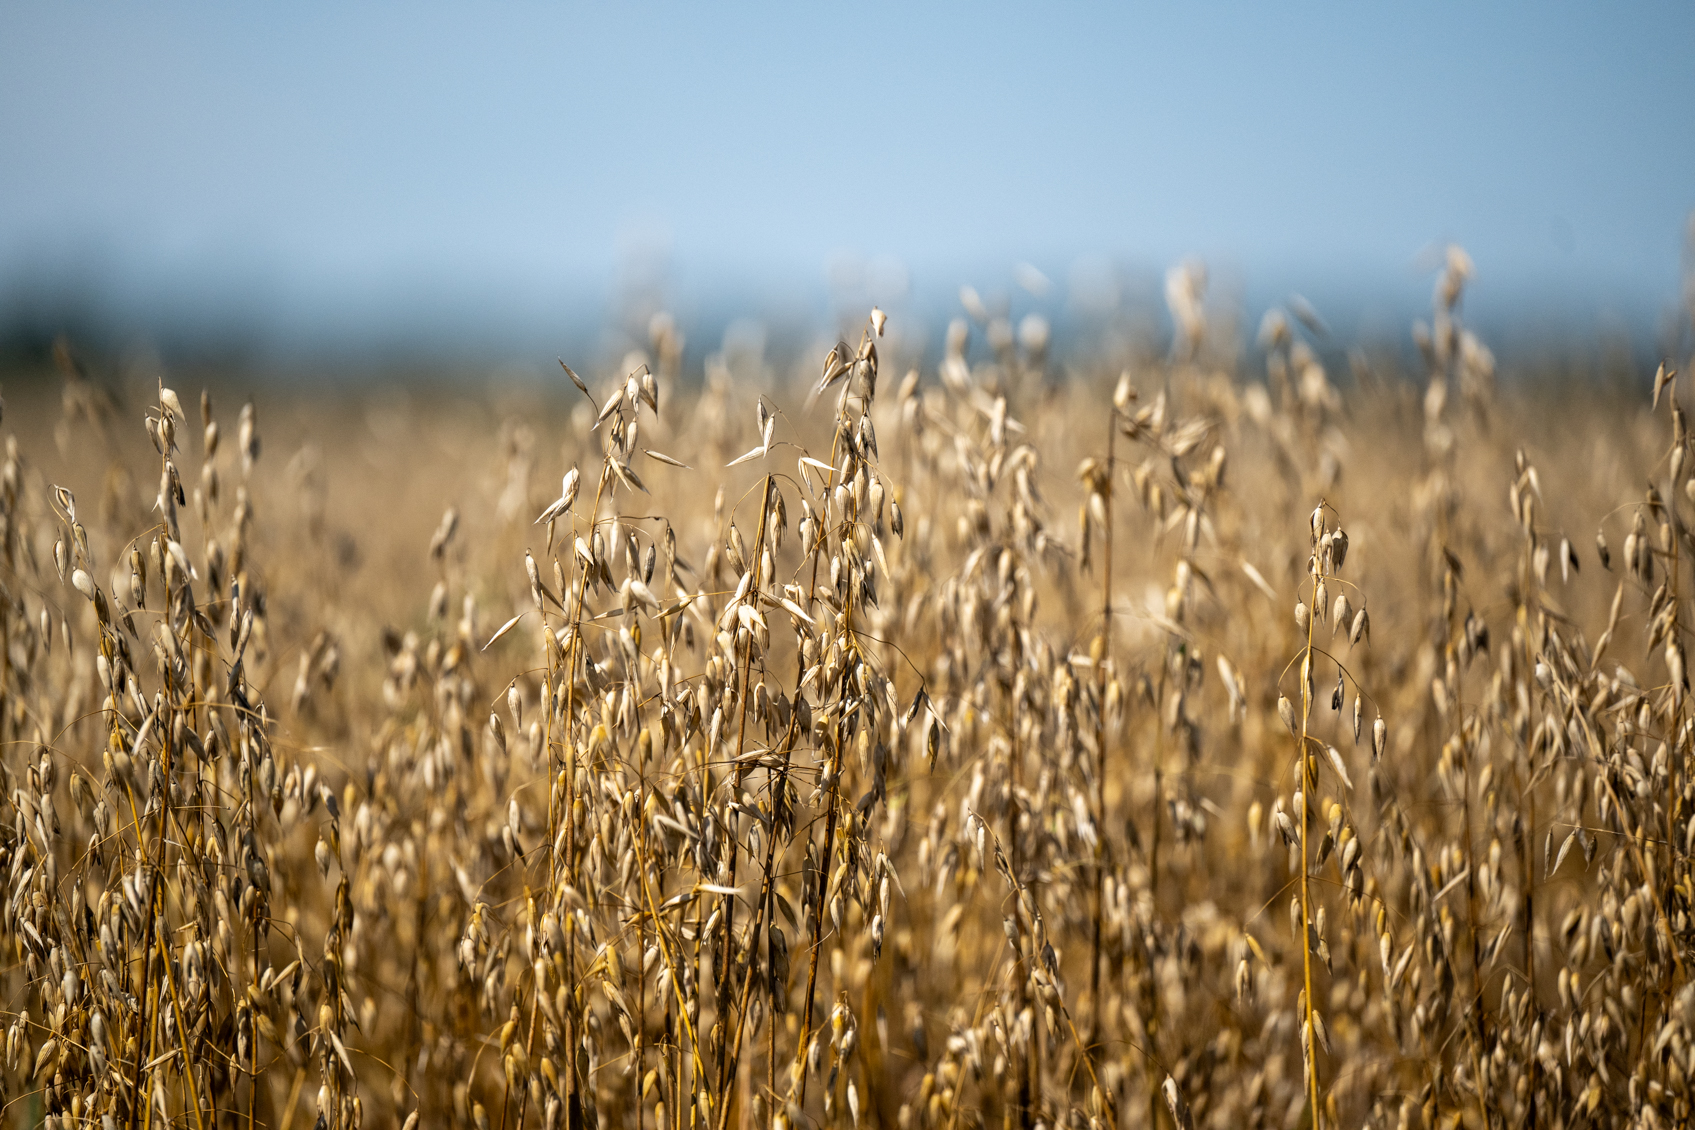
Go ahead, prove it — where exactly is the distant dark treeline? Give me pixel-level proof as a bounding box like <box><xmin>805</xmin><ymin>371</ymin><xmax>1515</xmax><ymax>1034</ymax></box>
<box><xmin>1</xmin><ymin>274</ymin><xmax>1685</xmax><ymax>391</ymax></box>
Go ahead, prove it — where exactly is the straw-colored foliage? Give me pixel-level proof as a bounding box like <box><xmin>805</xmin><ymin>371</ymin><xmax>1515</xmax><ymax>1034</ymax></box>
<box><xmin>2</xmin><ymin>252</ymin><xmax>1692</xmax><ymax>1130</ymax></box>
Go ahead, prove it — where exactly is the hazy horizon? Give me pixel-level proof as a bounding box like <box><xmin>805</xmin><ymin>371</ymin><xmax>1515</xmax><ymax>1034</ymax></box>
<box><xmin>4</xmin><ymin>2</ymin><xmax>1694</xmax><ymax>365</ymax></box>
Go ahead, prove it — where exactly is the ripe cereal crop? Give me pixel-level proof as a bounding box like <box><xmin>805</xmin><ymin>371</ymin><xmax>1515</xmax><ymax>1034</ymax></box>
<box><xmin>1</xmin><ymin>249</ymin><xmax>1692</xmax><ymax>1130</ymax></box>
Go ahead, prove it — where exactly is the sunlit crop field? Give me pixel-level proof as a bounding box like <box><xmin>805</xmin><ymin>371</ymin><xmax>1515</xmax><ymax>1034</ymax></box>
<box><xmin>0</xmin><ymin>252</ymin><xmax>1688</xmax><ymax>1130</ymax></box>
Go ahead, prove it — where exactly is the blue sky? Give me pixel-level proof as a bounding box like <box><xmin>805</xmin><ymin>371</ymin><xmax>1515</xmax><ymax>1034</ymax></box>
<box><xmin>3</xmin><ymin>2</ymin><xmax>1693</xmax><ymax>352</ymax></box>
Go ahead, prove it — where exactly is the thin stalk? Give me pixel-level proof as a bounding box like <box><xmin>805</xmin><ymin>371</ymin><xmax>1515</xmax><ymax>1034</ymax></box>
<box><xmin>1460</xmin><ymin>736</ymin><xmax>1491</xmax><ymax>1130</ymax></box>
<box><xmin>557</xmin><ymin>461</ymin><xmax>613</xmax><ymax>1114</ymax></box>
<box><xmin>794</xmin><ymin>696</ymin><xmax>847</xmax><ymax>1110</ymax></box>
<box><xmin>766</xmin><ymin>956</ymin><xmax>778</xmax><ymax>1114</ymax></box>
<box><xmin>155</xmin><ymin>917</ymin><xmax>208</xmax><ymax>1130</ymax></box>
<box><xmin>716</xmin><ymin>650</ymin><xmax>806</xmax><ymax>1130</ymax></box>
<box><xmin>122</xmin><ymin>782</ymin><xmax>156</xmax><ymax>1130</ymax></box>
<box><xmin>792</xmin><ymin>415</ymin><xmax>852</xmax><ymax>1110</ymax></box>
<box><xmin>1662</xmin><ymin>410</ymin><xmax>1686</xmax><ymax>1004</ymax></box>
<box><xmin>1520</xmin><ymin>692</ymin><xmax>1539</xmax><ymax>1130</ymax></box>
<box><xmin>629</xmin><ymin>796</ymin><xmax>710</xmax><ymax>1091</ymax></box>
<box><xmin>714</xmin><ymin>474</ymin><xmax>774</xmax><ymax>1105</ymax></box>
<box><xmin>1089</xmin><ymin>403</ymin><xmax>1115</xmax><ymax>1061</ymax></box>
<box><xmin>249</xmin><ymin>744</ymin><xmax>264</xmax><ymax>1130</ymax></box>
<box><xmin>1298</xmin><ymin>565</ymin><xmax>1322</xmax><ymax>1130</ymax></box>
<box><xmin>636</xmin><ymin>683</ymin><xmax>655</xmax><ymax>1130</ymax></box>
<box><xmin>1010</xmin><ymin>701</ymin><xmax>1031</xmax><ymax>1130</ymax></box>
<box><xmin>1146</xmin><ymin>663</ymin><xmax>1167</xmax><ymax>1130</ymax></box>
<box><xmin>514</xmin><ymin>465</ymin><xmax>608</xmax><ymax>1130</ymax></box>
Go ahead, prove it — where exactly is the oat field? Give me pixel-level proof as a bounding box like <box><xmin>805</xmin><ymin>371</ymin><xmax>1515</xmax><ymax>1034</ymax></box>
<box><xmin>1</xmin><ymin>251</ymin><xmax>1691</xmax><ymax>1130</ymax></box>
